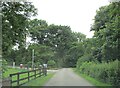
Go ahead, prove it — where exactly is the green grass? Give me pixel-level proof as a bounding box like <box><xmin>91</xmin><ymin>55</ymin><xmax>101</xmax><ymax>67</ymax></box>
<box><xmin>72</xmin><ymin>68</ymin><xmax>112</xmax><ymax>88</ymax></box>
<box><xmin>3</xmin><ymin>67</ymin><xmax>35</xmax><ymax>86</ymax></box>
<box><xmin>3</xmin><ymin>67</ymin><xmax>28</xmax><ymax>78</ymax></box>
<box><xmin>22</xmin><ymin>73</ymin><xmax>54</xmax><ymax>86</ymax></box>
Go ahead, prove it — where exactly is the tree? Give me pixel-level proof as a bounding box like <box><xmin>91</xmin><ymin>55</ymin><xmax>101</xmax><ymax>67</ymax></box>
<box><xmin>91</xmin><ymin>2</ymin><xmax>120</xmax><ymax>62</ymax></box>
<box><xmin>2</xmin><ymin>2</ymin><xmax>37</xmax><ymax>61</ymax></box>
<box><xmin>65</xmin><ymin>42</ymin><xmax>85</xmax><ymax>67</ymax></box>
<box><xmin>28</xmin><ymin>19</ymin><xmax>48</xmax><ymax>44</ymax></box>
<box><xmin>28</xmin><ymin>20</ymin><xmax>77</xmax><ymax>67</ymax></box>
<box><xmin>28</xmin><ymin>43</ymin><xmax>55</xmax><ymax>64</ymax></box>
<box><xmin>72</xmin><ymin>32</ymin><xmax>86</xmax><ymax>42</ymax></box>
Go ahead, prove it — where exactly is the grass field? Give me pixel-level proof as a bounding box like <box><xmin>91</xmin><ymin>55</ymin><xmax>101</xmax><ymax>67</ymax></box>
<box><xmin>23</xmin><ymin>73</ymin><xmax>54</xmax><ymax>86</ymax></box>
<box><xmin>72</xmin><ymin>68</ymin><xmax>112</xmax><ymax>88</ymax></box>
<box><xmin>3</xmin><ymin>67</ymin><xmax>28</xmax><ymax>78</ymax></box>
<box><xmin>3</xmin><ymin>67</ymin><xmax>41</xmax><ymax>86</ymax></box>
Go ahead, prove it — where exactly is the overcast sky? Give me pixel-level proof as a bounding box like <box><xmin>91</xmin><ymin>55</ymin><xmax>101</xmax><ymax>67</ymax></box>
<box><xmin>30</xmin><ymin>0</ymin><xmax>110</xmax><ymax>38</ymax></box>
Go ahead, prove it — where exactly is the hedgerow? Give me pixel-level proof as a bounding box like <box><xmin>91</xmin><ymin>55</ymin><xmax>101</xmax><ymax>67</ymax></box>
<box><xmin>76</xmin><ymin>59</ymin><xmax>120</xmax><ymax>86</ymax></box>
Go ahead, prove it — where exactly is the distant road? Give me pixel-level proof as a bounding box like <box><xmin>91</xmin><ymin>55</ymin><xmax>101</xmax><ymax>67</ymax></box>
<box><xmin>44</xmin><ymin>68</ymin><xmax>95</xmax><ymax>87</ymax></box>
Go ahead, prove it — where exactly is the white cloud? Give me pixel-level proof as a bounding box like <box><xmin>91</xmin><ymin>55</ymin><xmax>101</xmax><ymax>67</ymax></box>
<box><xmin>30</xmin><ymin>0</ymin><xmax>109</xmax><ymax>38</ymax></box>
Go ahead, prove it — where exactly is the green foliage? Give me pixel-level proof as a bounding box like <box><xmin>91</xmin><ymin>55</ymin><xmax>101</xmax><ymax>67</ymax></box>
<box><xmin>2</xmin><ymin>59</ymin><xmax>8</xmax><ymax>74</ymax></box>
<box><xmin>28</xmin><ymin>19</ymin><xmax>48</xmax><ymax>43</ymax></box>
<box><xmin>27</xmin><ymin>61</ymin><xmax>32</xmax><ymax>68</ymax></box>
<box><xmin>76</xmin><ymin>54</ymin><xmax>92</xmax><ymax>69</ymax></box>
<box><xmin>2</xmin><ymin>2</ymin><xmax>37</xmax><ymax>62</ymax></box>
<box><xmin>65</xmin><ymin>42</ymin><xmax>85</xmax><ymax>67</ymax></box>
<box><xmin>35</xmin><ymin>62</ymin><xmax>41</xmax><ymax>68</ymax></box>
<box><xmin>6</xmin><ymin>48</ymin><xmax>31</xmax><ymax>65</ymax></box>
<box><xmin>73</xmin><ymin>68</ymin><xmax>111</xmax><ymax>87</ymax></box>
<box><xmin>72</xmin><ymin>32</ymin><xmax>86</xmax><ymax>42</ymax></box>
<box><xmin>47</xmin><ymin>60</ymin><xmax>56</xmax><ymax>68</ymax></box>
<box><xmin>91</xmin><ymin>2</ymin><xmax>120</xmax><ymax>62</ymax></box>
<box><xmin>28</xmin><ymin>20</ymin><xmax>83</xmax><ymax>67</ymax></box>
<box><xmin>76</xmin><ymin>60</ymin><xmax>120</xmax><ymax>86</ymax></box>
<box><xmin>28</xmin><ymin>43</ymin><xmax>55</xmax><ymax>64</ymax></box>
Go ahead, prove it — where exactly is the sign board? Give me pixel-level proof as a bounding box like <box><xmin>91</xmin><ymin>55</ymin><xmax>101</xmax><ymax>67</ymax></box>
<box><xmin>43</xmin><ymin>64</ymin><xmax>47</xmax><ymax>68</ymax></box>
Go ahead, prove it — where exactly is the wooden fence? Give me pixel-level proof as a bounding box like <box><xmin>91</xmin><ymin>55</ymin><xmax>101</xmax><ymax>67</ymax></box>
<box><xmin>9</xmin><ymin>68</ymin><xmax>47</xmax><ymax>86</ymax></box>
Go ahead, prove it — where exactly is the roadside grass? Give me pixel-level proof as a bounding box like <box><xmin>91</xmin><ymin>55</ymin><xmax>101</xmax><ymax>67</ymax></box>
<box><xmin>3</xmin><ymin>67</ymin><xmax>35</xmax><ymax>86</ymax></box>
<box><xmin>3</xmin><ymin>67</ymin><xmax>28</xmax><ymax>78</ymax></box>
<box><xmin>3</xmin><ymin>67</ymin><xmax>55</xmax><ymax>86</ymax></box>
<box><xmin>72</xmin><ymin>68</ymin><xmax>112</xmax><ymax>88</ymax></box>
<box><xmin>22</xmin><ymin>73</ymin><xmax>54</xmax><ymax>86</ymax></box>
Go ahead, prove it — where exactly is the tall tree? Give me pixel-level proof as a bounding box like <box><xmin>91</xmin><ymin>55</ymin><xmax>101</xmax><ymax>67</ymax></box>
<box><xmin>2</xmin><ymin>2</ymin><xmax>37</xmax><ymax>61</ymax></box>
<box><xmin>28</xmin><ymin>20</ymin><xmax>77</xmax><ymax>67</ymax></box>
<box><xmin>28</xmin><ymin>19</ymin><xmax>48</xmax><ymax>44</ymax></box>
<box><xmin>91</xmin><ymin>2</ymin><xmax>120</xmax><ymax>62</ymax></box>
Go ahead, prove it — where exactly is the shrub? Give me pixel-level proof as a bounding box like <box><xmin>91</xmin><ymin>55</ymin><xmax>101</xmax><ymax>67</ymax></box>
<box><xmin>76</xmin><ymin>59</ymin><xmax>120</xmax><ymax>86</ymax></box>
<box><xmin>76</xmin><ymin>54</ymin><xmax>92</xmax><ymax>69</ymax></box>
<box><xmin>2</xmin><ymin>59</ymin><xmax>8</xmax><ymax>73</ymax></box>
<box><xmin>47</xmin><ymin>60</ymin><xmax>56</xmax><ymax>68</ymax></box>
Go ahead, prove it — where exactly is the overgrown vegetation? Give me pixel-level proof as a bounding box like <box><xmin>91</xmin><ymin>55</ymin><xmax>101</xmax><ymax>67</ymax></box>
<box><xmin>73</xmin><ymin>68</ymin><xmax>111</xmax><ymax>87</ymax></box>
<box><xmin>76</xmin><ymin>60</ymin><xmax>120</xmax><ymax>86</ymax></box>
<box><xmin>1</xmin><ymin>59</ymin><xmax>8</xmax><ymax>74</ymax></box>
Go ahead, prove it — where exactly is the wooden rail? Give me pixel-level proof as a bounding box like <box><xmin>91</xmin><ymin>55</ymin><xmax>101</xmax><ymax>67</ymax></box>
<box><xmin>9</xmin><ymin>68</ymin><xmax>47</xmax><ymax>86</ymax></box>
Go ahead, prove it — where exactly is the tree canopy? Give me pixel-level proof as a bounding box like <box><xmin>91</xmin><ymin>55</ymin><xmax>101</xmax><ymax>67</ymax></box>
<box><xmin>2</xmin><ymin>2</ymin><xmax>37</xmax><ymax>60</ymax></box>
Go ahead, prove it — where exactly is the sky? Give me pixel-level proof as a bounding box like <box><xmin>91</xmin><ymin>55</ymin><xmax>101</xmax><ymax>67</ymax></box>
<box><xmin>30</xmin><ymin>0</ymin><xmax>110</xmax><ymax>38</ymax></box>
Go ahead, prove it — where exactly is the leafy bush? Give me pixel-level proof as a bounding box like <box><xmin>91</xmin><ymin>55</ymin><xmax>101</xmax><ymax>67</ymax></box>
<box><xmin>76</xmin><ymin>54</ymin><xmax>92</xmax><ymax>69</ymax></box>
<box><xmin>76</xmin><ymin>59</ymin><xmax>120</xmax><ymax>86</ymax></box>
<box><xmin>47</xmin><ymin>60</ymin><xmax>56</xmax><ymax>68</ymax></box>
<box><xmin>2</xmin><ymin>59</ymin><xmax>8</xmax><ymax>73</ymax></box>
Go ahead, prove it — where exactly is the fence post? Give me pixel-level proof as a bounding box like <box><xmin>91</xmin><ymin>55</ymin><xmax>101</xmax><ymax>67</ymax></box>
<box><xmin>17</xmin><ymin>74</ymin><xmax>19</xmax><ymax>86</ymax></box>
<box><xmin>28</xmin><ymin>72</ymin><xmax>30</xmax><ymax>81</ymax></box>
<box><xmin>43</xmin><ymin>67</ymin><xmax>47</xmax><ymax>76</ymax></box>
<box><xmin>9</xmin><ymin>74</ymin><xmax>12</xmax><ymax>86</ymax></box>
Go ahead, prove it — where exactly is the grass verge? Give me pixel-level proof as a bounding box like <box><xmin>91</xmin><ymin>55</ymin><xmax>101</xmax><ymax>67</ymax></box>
<box><xmin>3</xmin><ymin>67</ymin><xmax>36</xmax><ymax>86</ymax></box>
<box><xmin>22</xmin><ymin>73</ymin><xmax>54</xmax><ymax>86</ymax></box>
<box><xmin>72</xmin><ymin>68</ymin><xmax>112</xmax><ymax>88</ymax></box>
<box><xmin>3</xmin><ymin>67</ymin><xmax>28</xmax><ymax>78</ymax></box>
<box><xmin>3</xmin><ymin>67</ymin><xmax>54</xmax><ymax>86</ymax></box>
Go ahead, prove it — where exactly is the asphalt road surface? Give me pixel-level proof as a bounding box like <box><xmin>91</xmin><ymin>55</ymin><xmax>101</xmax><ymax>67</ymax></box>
<box><xmin>44</xmin><ymin>68</ymin><xmax>95</xmax><ymax>87</ymax></box>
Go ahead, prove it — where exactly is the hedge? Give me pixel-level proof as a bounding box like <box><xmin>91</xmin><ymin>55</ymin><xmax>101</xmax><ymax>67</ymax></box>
<box><xmin>76</xmin><ymin>59</ymin><xmax>120</xmax><ymax>86</ymax></box>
